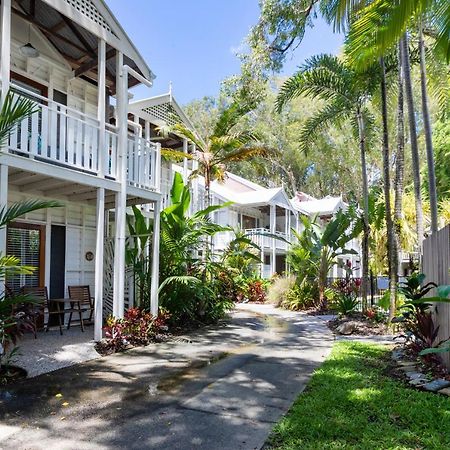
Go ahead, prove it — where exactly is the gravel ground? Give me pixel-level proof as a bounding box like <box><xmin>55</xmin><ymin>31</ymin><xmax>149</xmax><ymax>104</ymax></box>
<box><xmin>12</xmin><ymin>326</ymin><xmax>100</xmax><ymax>377</ymax></box>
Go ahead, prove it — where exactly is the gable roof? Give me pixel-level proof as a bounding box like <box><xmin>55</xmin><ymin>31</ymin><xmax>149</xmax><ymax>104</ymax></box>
<box><xmin>17</xmin><ymin>0</ymin><xmax>154</xmax><ymax>89</ymax></box>
<box><xmin>129</xmin><ymin>92</ymin><xmax>196</xmax><ymax>130</ymax></box>
<box><xmin>291</xmin><ymin>194</ymin><xmax>346</xmax><ymax>216</ymax></box>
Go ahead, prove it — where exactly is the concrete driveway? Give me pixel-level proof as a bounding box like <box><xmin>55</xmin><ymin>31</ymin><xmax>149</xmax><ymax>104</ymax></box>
<box><xmin>0</xmin><ymin>304</ymin><xmax>333</xmax><ymax>450</ymax></box>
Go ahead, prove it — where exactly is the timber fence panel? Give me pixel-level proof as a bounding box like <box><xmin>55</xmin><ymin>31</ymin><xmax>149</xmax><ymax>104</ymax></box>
<box><xmin>422</xmin><ymin>224</ymin><xmax>450</xmax><ymax>368</ymax></box>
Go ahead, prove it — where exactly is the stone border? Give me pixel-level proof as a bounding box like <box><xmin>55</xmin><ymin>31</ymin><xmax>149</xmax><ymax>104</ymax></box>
<box><xmin>391</xmin><ymin>348</ymin><xmax>450</xmax><ymax>396</ymax></box>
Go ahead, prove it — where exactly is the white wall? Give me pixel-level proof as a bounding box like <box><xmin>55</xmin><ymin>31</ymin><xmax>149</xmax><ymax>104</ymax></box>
<box><xmin>10</xmin><ymin>15</ymin><xmax>99</xmax><ymax>116</ymax></box>
<box><xmin>8</xmin><ymin>190</ymin><xmax>97</xmax><ymax>297</ymax></box>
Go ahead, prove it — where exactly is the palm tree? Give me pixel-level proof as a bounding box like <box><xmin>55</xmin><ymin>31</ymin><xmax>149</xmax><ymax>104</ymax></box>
<box><xmin>394</xmin><ymin>41</ymin><xmax>405</xmax><ymax>290</ymax></box>
<box><xmin>379</xmin><ymin>57</ymin><xmax>397</xmax><ymax>321</ymax></box>
<box><xmin>276</xmin><ymin>54</ymin><xmax>379</xmax><ymax>310</ymax></box>
<box><xmin>401</xmin><ymin>33</ymin><xmax>425</xmax><ymax>248</ymax></box>
<box><xmin>418</xmin><ymin>25</ymin><xmax>439</xmax><ymax>233</ymax></box>
<box><xmin>345</xmin><ymin>0</ymin><xmax>450</xmax><ymax>64</ymax></box>
<box><xmin>162</xmin><ymin>102</ymin><xmax>269</xmax><ymax>210</ymax></box>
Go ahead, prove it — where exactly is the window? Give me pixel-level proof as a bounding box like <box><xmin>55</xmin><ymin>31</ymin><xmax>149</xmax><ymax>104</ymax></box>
<box><xmin>6</xmin><ymin>223</ymin><xmax>45</xmax><ymax>293</ymax></box>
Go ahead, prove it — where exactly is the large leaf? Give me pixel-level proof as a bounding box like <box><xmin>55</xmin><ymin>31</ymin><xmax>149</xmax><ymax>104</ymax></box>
<box><xmin>0</xmin><ymin>199</ymin><xmax>62</xmax><ymax>229</ymax></box>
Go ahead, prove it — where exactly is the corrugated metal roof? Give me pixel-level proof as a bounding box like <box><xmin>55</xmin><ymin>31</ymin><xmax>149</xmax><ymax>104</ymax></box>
<box><xmin>14</xmin><ymin>0</ymin><xmax>153</xmax><ymax>91</ymax></box>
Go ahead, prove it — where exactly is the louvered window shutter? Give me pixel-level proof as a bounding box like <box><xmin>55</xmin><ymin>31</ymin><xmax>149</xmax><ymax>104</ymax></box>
<box><xmin>6</xmin><ymin>226</ymin><xmax>41</xmax><ymax>293</ymax></box>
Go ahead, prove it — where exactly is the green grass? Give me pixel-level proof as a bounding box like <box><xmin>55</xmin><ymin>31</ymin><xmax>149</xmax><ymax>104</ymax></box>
<box><xmin>267</xmin><ymin>342</ymin><xmax>450</xmax><ymax>450</ymax></box>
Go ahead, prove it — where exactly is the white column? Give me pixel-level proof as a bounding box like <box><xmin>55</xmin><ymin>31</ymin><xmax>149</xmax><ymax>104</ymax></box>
<box><xmin>270</xmin><ymin>204</ymin><xmax>276</xmax><ymax>275</ymax></box>
<box><xmin>0</xmin><ymin>164</ymin><xmax>7</xmax><ymax>295</ymax></box>
<box><xmin>97</xmin><ymin>38</ymin><xmax>106</xmax><ymax>177</ymax></box>
<box><xmin>145</xmin><ymin>120</ymin><xmax>150</xmax><ymax>141</ymax></box>
<box><xmin>94</xmin><ymin>187</ymin><xmax>105</xmax><ymax>340</ymax></box>
<box><xmin>0</xmin><ymin>0</ymin><xmax>11</xmax><ymax>99</ymax></box>
<box><xmin>191</xmin><ymin>143</ymin><xmax>198</xmax><ymax>208</ymax></box>
<box><xmin>113</xmin><ymin>51</ymin><xmax>127</xmax><ymax>318</ymax></box>
<box><xmin>0</xmin><ymin>164</ymin><xmax>7</xmax><ymax>252</ymax></box>
<box><xmin>182</xmin><ymin>138</ymin><xmax>188</xmax><ymax>184</ymax></box>
<box><xmin>150</xmin><ymin>199</ymin><xmax>160</xmax><ymax>316</ymax></box>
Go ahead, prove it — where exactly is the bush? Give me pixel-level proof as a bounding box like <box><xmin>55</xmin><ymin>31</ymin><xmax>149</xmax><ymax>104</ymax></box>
<box><xmin>280</xmin><ymin>279</ymin><xmax>319</xmax><ymax>310</ymax></box>
<box><xmin>246</xmin><ymin>279</ymin><xmax>267</xmax><ymax>303</ymax></box>
<box><xmin>335</xmin><ymin>295</ymin><xmax>359</xmax><ymax>315</ymax></box>
<box><xmin>267</xmin><ymin>276</ymin><xmax>296</xmax><ymax>307</ymax></box>
<box><xmin>101</xmin><ymin>307</ymin><xmax>169</xmax><ymax>354</ymax></box>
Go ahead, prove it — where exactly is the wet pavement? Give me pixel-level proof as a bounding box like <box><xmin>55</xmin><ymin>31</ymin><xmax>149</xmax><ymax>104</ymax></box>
<box><xmin>0</xmin><ymin>304</ymin><xmax>333</xmax><ymax>450</ymax></box>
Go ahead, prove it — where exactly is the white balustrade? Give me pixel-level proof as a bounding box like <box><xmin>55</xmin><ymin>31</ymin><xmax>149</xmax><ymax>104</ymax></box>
<box><xmin>8</xmin><ymin>85</ymin><xmax>104</xmax><ymax>174</ymax></box>
<box><xmin>126</xmin><ymin>135</ymin><xmax>159</xmax><ymax>191</ymax></box>
<box><xmin>6</xmin><ymin>84</ymin><xmax>160</xmax><ymax>192</ymax></box>
<box><xmin>245</xmin><ymin>228</ymin><xmax>289</xmax><ymax>250</ymax></box>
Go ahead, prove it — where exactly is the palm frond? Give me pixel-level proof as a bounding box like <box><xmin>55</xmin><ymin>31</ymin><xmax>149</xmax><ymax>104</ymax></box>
<box><xmin>161</xmin><ymin>148</ymin><xmax>194</xmax><ymax>162</ymax></box>
<box><xmin>346</xmin><ymin>0</ymin><xmax>448</xmax><ymax>67</ymax></box>
<box><xmin>158</xmin><ymin>275</ymin><xmax>201</xmax><ymax>294</ymax></box>
<box><xmin>320</xmin><ymin>0</ymin><xmax>371</xmax><ymax>32</ymax></box>
<box><xmin>216</xmin><ymin>145</ymin><xmax>271</xmax><ymax>164</ymax></box>
<box><xmin>0</xmin><ymin>200</ymin><xmax>62</xmax><ymax>229</ymax></box>
<box><xmin>213</xmin><ymin>102</ymin><xmax>250</xmax><ymax>137</ymax></box>
<box><xmin>276</xmin><ymin>55</ymin><xmax>353</xmax><ymax>112</ymax></box>
<box><xmin>298</xmin><ymin>102</ymin><xmax>350</xmax><ymax>154</ymax></box>
<box><xmin>0</xmin><ymin>90</ymin><xmax>37</xmax><ymax>146</ymax></box>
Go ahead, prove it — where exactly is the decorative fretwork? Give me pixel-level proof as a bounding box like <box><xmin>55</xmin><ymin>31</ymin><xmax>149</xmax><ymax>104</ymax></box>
<box><xmin>103</xmin><ymin>237</ymin><xmax>132</xmax><ymax>318</ymax></box>
<box><xmin>143</xmin><ymin>103</ymin><xmax>181</xmax><ymax>127</ymax></box>
<box><xmin>64</xmin><ymin>0</ymin><xmax>118</xmax><ymax>38</ymax></box>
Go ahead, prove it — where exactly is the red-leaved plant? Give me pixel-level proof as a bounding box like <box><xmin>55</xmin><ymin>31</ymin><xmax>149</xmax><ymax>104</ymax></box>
<box><xmin>101</xmin><ymin>308</ymin><xmax>170</xmax><ymax>353</ymax></box>
<box><xmin>246</xmin><ymin>280</ymin><xmax>267</xmax><ymax>303</ymax></box>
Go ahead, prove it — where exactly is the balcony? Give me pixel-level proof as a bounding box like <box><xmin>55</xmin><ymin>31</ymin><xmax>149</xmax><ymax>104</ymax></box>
<box><xmin>245</xmin><ymin>228</ymin><xmax>289</xmax><ymax>251</ymax></box>
<box><xmin>5</xmin><ymin>85</ymin><xmax>160</xmax><ymax>192</ymax></box>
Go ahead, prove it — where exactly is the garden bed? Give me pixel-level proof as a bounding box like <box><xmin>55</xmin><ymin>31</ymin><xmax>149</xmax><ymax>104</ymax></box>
<box><xmin>266</xmin><ymin>342</ymin><xmax>450</xmax><ymax>450</ymax></box>
<box><xmin>328</xmin><ymin>313</ymin><xmax>390</xmax><ymax>336</ymax></box>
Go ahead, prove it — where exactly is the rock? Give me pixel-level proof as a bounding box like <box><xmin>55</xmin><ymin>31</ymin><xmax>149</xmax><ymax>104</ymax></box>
<box><xmin>391</xmin><ymin>349</ymin><xmax>404</xmax><ymax>360</ymax></box>
<box><xmin>438</xmin><ymin>387</ymin><xmax>450</xmax><ymax>397</ymax></box>
<box><xmin>398</xmin><ymin>362</ymin><xmax>419</xmax><ymax>372</ymax></box>
<box><xmin>409</xmin><ymin>378</ymin><xmax>428</xmax><ymax>387</ymax></box>
<box><xmin>406</xmin><ymin>371</ymin><xmax>426</xmax><ymax>380</ymax></box>
<box><xmin>336</xmin><ymin>322</ymin><xmax>356</xmax><ymax>335</ymax></box>
<box><xmin>422</xmin><ymin>379</ymin><xmax>450</xmax><ymax>392</ymax></box>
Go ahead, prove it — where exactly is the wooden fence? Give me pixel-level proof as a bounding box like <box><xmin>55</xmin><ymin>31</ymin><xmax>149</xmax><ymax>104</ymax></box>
<box><xmin>422</xmin><ymin>224</ymin><xmax>450</xmax><ymax>368</ymax></box>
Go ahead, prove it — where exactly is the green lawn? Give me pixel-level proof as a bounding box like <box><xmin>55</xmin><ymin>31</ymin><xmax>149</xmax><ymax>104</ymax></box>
<box><xmin>266</xmin><ymin>342</ymin><xmax>450</xmax><ymax>450</ymax></box>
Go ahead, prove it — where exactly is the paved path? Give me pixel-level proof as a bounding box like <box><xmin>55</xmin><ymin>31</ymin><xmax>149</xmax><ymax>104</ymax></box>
<box><xmin>0</xmin><ymin>304</ymin><xmax>333</xmax><ymax>450</ymax></box>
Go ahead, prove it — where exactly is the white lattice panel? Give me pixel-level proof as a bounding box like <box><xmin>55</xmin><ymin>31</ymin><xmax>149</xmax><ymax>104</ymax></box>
<box><xmin>65</xmin><ymin>0</ymin><xmax>118</xmax><ymax>37</ymax></box>
<box><xmin>143</xmin><ymin>103</ymin><xmax>181</xmax><ymax>127</ymax></box>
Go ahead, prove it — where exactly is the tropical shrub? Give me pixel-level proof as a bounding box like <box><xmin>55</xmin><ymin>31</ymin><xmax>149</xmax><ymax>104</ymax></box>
<box><xmin>331</xmin><ymin>275</ymin><xmax>361</xmax><ymax>315</ymax></box>
<box><xmin>288</xmin><ymin>206</ymin><xmax>361</xmax><ymax>308</ymax></box>
<box><xmin>158</xmin><ymin>173</ymin><xmax>233</xmax><ymax>325</ymax></box>
<box><xmin>101</xmin><ymin>307</ymin><xmax>169</xmax><ymax>354</ymax></box>
<box><xmin>126</xmin><ymin>206</ymin><xmax>153</xmax><ymax>309</ymax></box>
<box><xmin>267</xmin><ymin>275</ymin><xmax>296</xmax><ymax>307</ymax></box>
<box><xmin>246</xmin><ymin>279</ymin><xmax>267</xmax><ymax>303</ymax></box>
<box><xmin>335</xmin><ymin>295</ymin><xmax>359</xmax><ymax>316</ymax></box>
<box><xmin>395</xmin><ymin>273</ymin><xmax>450</xmax><ymax>356</ymax></box>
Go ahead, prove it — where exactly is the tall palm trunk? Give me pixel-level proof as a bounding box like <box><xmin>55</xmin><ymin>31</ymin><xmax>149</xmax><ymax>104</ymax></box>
<box><xmin>380</xmin><ymin>57</ymin><xmax>397</xmax><ymax>321</ymax></box>
<box><xmin>394</xmin><ymin>41</ymin><xmax>405</xmax><ymax>282</ymax></box>
<box><xmin>401</xmin><ymin>33</ymin><xmax>424</xmax><ymax>248</ymax></box>
<box><xmin>356</xmin><ymin>108</ymin><xmax>369</xmax><ymax>311</ymax></box>
<box><xmin>419</xmin><ymin>25</ymin><xmax>438</xmax><ymax>233</ymax></box>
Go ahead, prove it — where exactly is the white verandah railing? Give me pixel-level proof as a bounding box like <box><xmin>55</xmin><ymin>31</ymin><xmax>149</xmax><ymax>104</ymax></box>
<box><xmin>245</xmin><ymin>228</ymin><xmax>289</xmax><ymax>251</ymax></box>
<box><xmin>7</xmin><ymin>84</ymin><xmax>159</xmax><ymax>191</ymax></box>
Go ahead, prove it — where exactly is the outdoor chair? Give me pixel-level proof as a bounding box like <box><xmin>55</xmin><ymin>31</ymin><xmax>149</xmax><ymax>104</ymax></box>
<box><xmin>22</xmin><ymin>286</ymin><xmax>48</xmax><ymax>338</ymax></box>
<box><xmin>68</xmin><ymin>285</ymin><xmax>94</xmax><ymax>325</ymax></box>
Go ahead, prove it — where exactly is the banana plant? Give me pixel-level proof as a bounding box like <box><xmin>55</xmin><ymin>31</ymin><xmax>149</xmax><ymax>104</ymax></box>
<box><xmin>289</xmin><ymin>204</ymin><xmax>361</xmax><ymax>308</ymax></box>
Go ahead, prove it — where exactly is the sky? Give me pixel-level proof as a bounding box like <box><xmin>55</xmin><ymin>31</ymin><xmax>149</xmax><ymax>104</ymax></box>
<box><xmin>106</xmin><ymin>0</ymin><xmax>344</xmax><ymax>105</ymax></box>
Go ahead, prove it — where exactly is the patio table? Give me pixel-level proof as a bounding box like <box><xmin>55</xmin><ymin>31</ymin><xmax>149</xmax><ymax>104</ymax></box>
<box><xmin>47</xmin><ymin>298</ymin><xmax>87</xmax><ymax>334</ymax></box>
